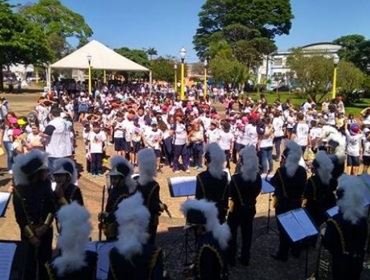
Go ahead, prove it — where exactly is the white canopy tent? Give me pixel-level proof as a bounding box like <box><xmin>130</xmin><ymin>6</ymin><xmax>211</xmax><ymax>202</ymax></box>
<box><xmin>49</xmin><ymin>40</ymin><xmax>151</xmax><ymax>92</ymax></box>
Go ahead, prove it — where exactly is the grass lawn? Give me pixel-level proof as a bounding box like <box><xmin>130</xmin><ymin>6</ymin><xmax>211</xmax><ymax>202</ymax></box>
<box><xmin>243</xmin><ymin>91</ymin><xmax>370</xmax><ymax>117</ymax></box>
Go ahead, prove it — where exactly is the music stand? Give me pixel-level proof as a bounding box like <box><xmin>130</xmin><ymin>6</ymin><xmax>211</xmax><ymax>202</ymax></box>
<box><xmin>0</xmin><ymin>240</ymin><xmax>26</xmax><ymax>280</ymax></box>
<box><xmin>0</xmin><ymin>192</ymin><xmax>11</xmax><ymax>218</ymax></box>
<box><xmin>257</xmin><ymin>176</ymin><xmax>277</xmax><ymax>235</ymax></box>
<box><xmin>167</xmin><ymin>176</ymin><xmax>197</xmax><ymax>265</ymax></box>
<box><xmin>168</xmin><ymin>176</ymin><xmax>196</xmax><ymax>198</ymax></box>
<box><xmin>277</xmin><ymin>208</ymin><xmax>319</xmax><ymax>278</ymax></box>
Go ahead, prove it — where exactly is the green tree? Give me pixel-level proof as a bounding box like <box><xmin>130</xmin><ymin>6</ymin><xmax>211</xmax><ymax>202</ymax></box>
<box><xmin>150</xmin><ymin>57</ymin><xmax>175</xmax><ymax>82</ymax></box>
<box><xmin>209</xmin><ymin>56</ymin><xmax>249</xmax><ymax>89</ymax></box>
<box><xmin>146</xmin><ymin>47</ymin><xmax>158</xmax><ymax>60</ymax></box>
<box><xmin>0</xmin><ymin>0</ymin><xmax>50</xmax><ymax>91</ymax></box>
<box><xmin>115</xmin><ymin>47</ymin><xmax>150</xmax><ymax>68</ymax></box>
<box><xmin>333</xmin><ymin>34</ymin><xmax>370</xmax><ymax>74</ymax></box>
<box><xmin>193</xmin><ymin>0</ymin><xmax>292</xmax><ymax>60</ymax></box>
<box><xmin>20</xmin><ymin>0</ymin><xmax>93</xmax><ymax>61</ymax></box>
<box><xmin>337</xmin><ymin>60</ymin><xmax>366</xmax><ymax>103</ymax></box>
<box><xmin>287</xmin><ymin>50</ymin><xmax>333</xmax><ymax>102</ymax></box>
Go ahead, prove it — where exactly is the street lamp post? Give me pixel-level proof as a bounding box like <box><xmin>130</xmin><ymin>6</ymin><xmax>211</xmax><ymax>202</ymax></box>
<box><xmin>87</xmin><ymin>54</ymin><xmax>92</xmax><ymax>96</ymax></box>
<box><xmin>179</xmin><ymin>47</ymin><xmax>186</xmax><ymax>101</ymax></box>
<box><xmin>332</xmin><ymin>54</ymin><xmax>340</xmax><ymax>99</ymax></box>
<box><xmin>203</xmin><ymin>59</ymin><xmax>208</xmax><ymax>99</ymax></box>
<box><xmin>174</xmin><ymin>63</ymin><xmax>178</xmax><ymax>96</ymax></box>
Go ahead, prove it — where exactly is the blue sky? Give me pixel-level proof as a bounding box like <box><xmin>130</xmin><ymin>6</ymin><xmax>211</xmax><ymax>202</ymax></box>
<box><xmin>12</xmin><ymin>0</ymin><xmax>370</xmax><ymax>62</ymax></box>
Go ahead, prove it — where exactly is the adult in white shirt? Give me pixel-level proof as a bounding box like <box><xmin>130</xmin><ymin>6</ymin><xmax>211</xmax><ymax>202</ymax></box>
<box><xmin>172</xmin><ymin>116</ymin><xmax>189</xmax><ymax>173</ymax></box>
<box><xmin>43</xmin><ymin>107</ymin><xmax>73</xmax><ymax>168</ymax></box>
<box><xmin>259</xmin><ymin>118</ymin><xmax>274</xmax><ymax>174</ymax></box>
<box><xmin>206</xmin><ymin>121</ymin><xmax>221</xmax><ymax>143</ymax></box>
<box><xmin>345</xmin><ymin>123</ymin><xmax>363</xmax><ymax>175</ymax></box>
<box><xmin>272</xmin><ymin>111</ymin><xmax>285</xmax><ymax>160</ymax></box>
<box><xmin>218</xmin><ymin>122</ymin><xmax>234</xmax><ymax>169</ymax></box>
<box><xmin>292</xmin><ymin>113</ymin><xmax>309</xmax><ymax>152</ymax></box>
<box><xmin>244</xmin><ymin>122</ymin><xmax>258</xmax><ymax>147</ymax></box>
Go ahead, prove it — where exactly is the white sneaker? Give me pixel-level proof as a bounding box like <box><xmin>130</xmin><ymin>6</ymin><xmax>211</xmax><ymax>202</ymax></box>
<box><xmin>8</xmin><ymin>170</ymin><xmax>13</xmax><ymax>175</ymax></box>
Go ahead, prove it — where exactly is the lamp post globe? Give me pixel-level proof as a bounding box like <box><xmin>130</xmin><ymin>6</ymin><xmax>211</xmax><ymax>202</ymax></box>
<box><xmin>180</xmin><ymin>47</ymin><xmax>186</xmax><ymax>62</ymax></box>
<box><xmin>333</xmin><ymin>54</ymin><xmax>340</xmax><ymax>66</ymax></box>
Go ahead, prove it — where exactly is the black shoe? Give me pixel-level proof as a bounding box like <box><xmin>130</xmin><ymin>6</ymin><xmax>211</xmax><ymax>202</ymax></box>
<box><xmin>270</xmin><ymin>253</ymin><xmax>288</xmax><ymax>262</ymax></box>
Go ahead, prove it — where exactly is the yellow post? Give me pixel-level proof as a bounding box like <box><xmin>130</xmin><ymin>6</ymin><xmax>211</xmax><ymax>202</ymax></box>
<box><xmin>204</xmin><ymin>67</ymin><xmax>207</xmax><ymax>98</ymax></box>
<box><xmin>174</xmin><ymin>67</ymin><xmax>177</xmax><ymax>94</ymax></box>
<box><xmin>103</xmin><ymin>70</ymin><xmax>107</xmax><ymax>84</ymax></box>
<box><xmin>332</xmin><ymin>65</ymin><xmax>337</xmax><ymax>99</ymax></box>
<box><xmin>88</xmin><ymin>64</ymin><xmax>92</xmax><ymax>96</ymax></box>
<box><xmin>180</xmin><ymin>62</ymin><xmax>185</xmax><ymax>100</ymax></box>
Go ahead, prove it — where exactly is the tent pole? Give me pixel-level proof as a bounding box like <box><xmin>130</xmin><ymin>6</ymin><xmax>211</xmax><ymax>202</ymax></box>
<box><xmin>149</xmin><ymin>71</ymin><xmax>152</xmax><ymax>96</ymax></box>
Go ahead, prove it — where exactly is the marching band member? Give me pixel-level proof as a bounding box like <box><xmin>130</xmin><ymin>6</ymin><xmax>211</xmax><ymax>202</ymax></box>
<box><xmin>99</xmin><ymin>156</ymin><xmax>137</xmax><ymax>240</ymax></box>
<box><xmin>12</xmin><ymin>150</ymin><xmax>57</xmax><ymax>279</ymax></box>
<box><xmin>196</xmin><ymin>142</ymin><xmax>228</xmax><ymax>223</ymax></box>
<box><xmin>323</xmin><ymin>175</ymin><xmax>368</xmax><ymax>280</ymax></box>
<box><xmin>302</xmin><ymin>151</ymin><xmax>336</xmax><ymax>227</ymax></box>
<box><xmin>322</xmin><ymin>127</ymin><xmax>346</xmax><ymax>180</ymax></box>
<box><xmin>227</xmin><ymin>145</ymin><xmax>262</xmax><ymax>266</ymax></box>
<box><xmin>270</xmin><ymin>141</ymin><xmax>307</xmax><ymax>261</ymax></box>
<box><xmin>108</xmin><ymin>192</ymin><xmax>164</xmax><ymax>280</ymax></box>
<box><xmin>45</xmin><ymin>202</ymin><xmax>97</xmax><ymax>280</ymax></box>
<box><xmin>181</xmin><ymin>199</ymin><xmax>231</xmax><ymax>280</ymax></box>
<box><xmin>137</xmin><ymin>148</ymin><xmax>163</xmax><ymax>244</ymax></box>
<box><xmin>52</xmin><ymin>158</ymin><xmax>84</xmax><ymax>206</ymax></box>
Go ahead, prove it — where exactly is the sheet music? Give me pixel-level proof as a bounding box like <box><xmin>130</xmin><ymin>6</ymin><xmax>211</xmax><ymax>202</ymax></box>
<box><xmin>0</xmin><ymin>192</ymin><xmax>11</xmax><ymax>217</ymax></box>
<box><xmin>292</xmin><ymin>208</ymin><xmax>318</xmax><ymax>237</ymax></box>
<box><xmin>169</xmin><ymin>176</ymin><xmax>196</xmax><ymax>197</ymax></box>
<box><xmin>0</xmin><ymin>242</ymin><xmax>17</xmax><ymax>280</ymax></box>
<box><xmin>277</xmin><ymin>212</ymin><xmax>306</xmax><ymax>242</ymax></box>
<box><xmin>326</xmin><ymin>206</ymin><xmax>339</xmax><ymax>218</ymax></box>
<box><xmin>261</xmin><ymin>179</ymin><xmax>274</xmax><ymax>194</ymax></box>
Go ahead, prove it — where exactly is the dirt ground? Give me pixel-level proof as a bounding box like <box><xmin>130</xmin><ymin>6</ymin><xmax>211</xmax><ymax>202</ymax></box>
<box><xmin>0</xmin><ymin>92</ymin><xmax>369</xmax><ymax>280</ymax></box>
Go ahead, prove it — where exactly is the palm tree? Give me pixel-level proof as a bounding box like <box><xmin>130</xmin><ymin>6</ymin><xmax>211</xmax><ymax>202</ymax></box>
<box><xmin>147</xmin><ymin>47</ymin><xmax>158</xmax><ymax>60</ymax></box>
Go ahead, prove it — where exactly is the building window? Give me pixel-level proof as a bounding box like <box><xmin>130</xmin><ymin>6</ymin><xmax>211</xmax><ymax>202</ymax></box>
<box><xmin>273</xmin><ymin>58</ymin><xmax>283</xmax><ymax>66</ymax></box>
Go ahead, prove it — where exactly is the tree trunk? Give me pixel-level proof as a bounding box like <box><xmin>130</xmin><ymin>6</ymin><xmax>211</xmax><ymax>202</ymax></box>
<box><xmin>0</xmin><ymin>62</ymin><xmax>3</xmax><ymax>92</ymax></box>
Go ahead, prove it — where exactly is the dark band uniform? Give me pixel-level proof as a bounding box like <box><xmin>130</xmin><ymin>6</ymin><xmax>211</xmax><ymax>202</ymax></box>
<box><xmin>196</xmin><ymin>171</ymin><xmax>229</xmax><ymax>223</ymax></box>
<box><xmin>303</xmin><ymin>175</ymin><xmax>336</xmax><ymax>226</ymax></box>
<box><xmin>270</xmin><ymin>165</ymin><xmax>307</xmax><ymax>259</ymax></box>
<box><xmin>55</xmin><ymin>183</ymin><xmax>84</xmax><ymax>207</ymax></box>
<box><xmin>108</xmin><ymin>244</ymin><xmax>164</xmax><ymax>280</ymax></box>
<box><xmin>13</xmin><ymin>181</ymin><xmax>56</xmax><ymax>280</ymax></box>
<box><xmin>227</xmin><ymin>173</ymin><xmax>262</xmax><ymax>265</ymax></box>
<box><xmin>137</xmin><ymin>180</ymin><xmax>162</xmax><ymax>244</ymax></box>
<box><xmin>194</xmin><ymin>232</ymin><xmax>228</xmax><ymax>280</ymax></box>
<box><xmin>323</xmin><ymin>213</ymin><xmax>368</xmax><ymax>280</ymax></box>
<box><xmin>45</xmin><ymin>250</ymin><xmax>97</xmax><ymax>280</ymax></box>
<box><xmin>103</xmin><ymin>184</ymin><xmax>134</xmax><ymax>240</ymax></box>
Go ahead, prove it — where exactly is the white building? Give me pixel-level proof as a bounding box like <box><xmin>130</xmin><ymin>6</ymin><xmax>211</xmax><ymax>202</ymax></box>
<box><xmin>257</xmin><ymin>42</ymin><xmax>342</xmax><ymax>90</ymax></box>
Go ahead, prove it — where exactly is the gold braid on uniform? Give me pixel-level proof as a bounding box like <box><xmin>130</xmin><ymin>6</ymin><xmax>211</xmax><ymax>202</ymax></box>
<box><xmin>327</xmin><ymin>218</ymin><xmax>348</xmax><ymax>255</ymax></box>
<box><xmin>311</xmin><ymin>178</ymin><xmax>317</xmax><ymax>201</ymax></box>
<box><xmin>13</xmin><ymin>188</ymin><xmax>35</xmax><ymax>238</ymax></box>
<box><xmin>104</xmin><ymin>194</ymin><xmax>129</xmax><ymax>239</ymax></box>
<box><xmin>231</xmin><ymin>176</ymin><xmax>245</xmax><ymax>207</ymax></box>
<box><xmin>195</xmin><ymin>244</ymin><xmax>224</xmax><ymax>279</ymax></box>
<box><xmin>45</xmin><ymin>263</ymin><xmax>56</xmax><ymax>280</ymax></box>
<box><xmin>277</xmin><ymin>169</ymin><xmax>288</xmax><ymax>198</ymax></box>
